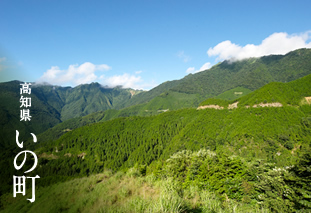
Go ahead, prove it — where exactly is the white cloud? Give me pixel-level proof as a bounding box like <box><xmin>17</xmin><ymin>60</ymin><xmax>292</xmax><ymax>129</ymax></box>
<box><xmin>177</xmin><ymin>51</ymin><xmax>191</xmax><ymax>62</ymax></box>
<box><xmin>38</xmin><ymin>63</ymin><xmax>155</xmax><ymax>90</ymax></box>
<box><xmin>101</xmin><ymin>73</ymin><xmax>143</xmax><ymax>89</ymax></box>
<box><xmin>37</xmin><ymin>62</ymin><xmax>111</xmax><ymax>86</ymax></box>
<box><xmin>186</xmin><ymin>67</ymin><xmax>195</xmax><ymax>74</ymax></box>
<box><xmin>105</xmin><ymin>73</ymin><xmax>141</xmax><ymax>88</ymax></box>
<box><xmin>199</xmin><ymin>62</ymin><xmax>211</xmax><ymax>71</ymax></box>
<box><xmin>207</xmin><ymin>31</ymin><xmax>311</xmax><ymax>61</ymax></box>
<box><xmin>186</xmin><ymin>62</ymin><xmax>212</xmax><ymax>74</ymax></box>
<box><xmin>100</xmin><ymin>73</ymin><xmax>157</xmax><ymax>90</ymax></box>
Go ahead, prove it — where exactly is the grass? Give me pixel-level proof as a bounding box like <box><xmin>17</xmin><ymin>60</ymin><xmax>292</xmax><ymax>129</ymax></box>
<box><xmin>1</xmin><ymin>169</ymin><xmax>269</xmax><ymax>213</ymax></box>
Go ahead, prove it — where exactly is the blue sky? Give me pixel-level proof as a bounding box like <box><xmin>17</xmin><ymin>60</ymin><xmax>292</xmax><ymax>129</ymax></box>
<box><xmin>0</xmin><ymin>0</ymin><xmax>310</xmax><ymax>90</ymax></box>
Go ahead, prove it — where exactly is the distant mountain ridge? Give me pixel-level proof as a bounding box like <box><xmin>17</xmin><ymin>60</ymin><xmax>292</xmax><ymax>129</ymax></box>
<box><xmin>36</xmin><ymin>72</ymin><xmax>311</xmax><ymax>145</ymax></box>
<box><xmin>1</xmin><ymin>50</ymin><xmax>311</xmax><ymax>209</ymax></box>
<box><xmin>14</xmin><ymin>71</ymin><xmax>309</xmax><ymax>207</ymax></box>
<box><xmin>1</xmin><ymin>48</ymin><xmax>311</xmax><ymax>147</ymax></box>
<box><xmin>123</xmin><ymin>48</ymin><xmax>311</xmax><ymax>110</ymax></box>
<box><xmin>198</xmin><ymin>73</ymin><xmax>311</xmax><ymax>109</ymax></box>
<box><xmin>0</xmin><ymin>81</ymin><xmax>142</xmax><ymax>147</ymax></box>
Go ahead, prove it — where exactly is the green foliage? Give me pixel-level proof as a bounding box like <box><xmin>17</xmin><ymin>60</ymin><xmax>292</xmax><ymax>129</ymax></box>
<box><xmin>0</xmin><ymin>81</ymin><xmax>142</xmax><ymax>148</ymax></box>
<box><xmin>151</xmin><ymin>148</ymin><xmax>311</xmax><ymax>212</ymax></box>
<box><xmin>126</xmin><ymin>163</ymin><xmax>147</xmax><ymax>177</ymax></box>
<box><xmin>128</xmin><ymin>48</ymin><xmax>311</xmax><ymax>112</ymax></box>
<box><xmin>2</xmin><ymin>149</ymin><xmax>311</xmax><ymax>213</ymax></box>
<box><xmin>214</xmin><ymin>87</ymin><xmax>252</xmax><ymax>101</ymax></box>
<box><xmin>171</xmin><ymin>48</ymin><xmax>311</xmax><ymax>96</ymax></box>
<box><xmin>158</xmin><ymin>150</ymin><xmax>250</xmax><ymax>201</ymax></box>
<box><xmin>1</xmin><ymin>49</ymin><xmax>311</xmax><ymax>211</ymax></box>
<box><xmin>285</xmin><ymin>146</ymin><xmax>311</xmax><ymax>210</ymax></box>
<box><xmin>2</xmin><ymin>103</ymin><xmax>305</xmax><ymax>195</ymax></box>
<box><xmin>2</xmin><ymin>49</ymin><xmax>311</xmax><ymax>149</ymax></box>
<box><xmin>0</xmin><ymin>81</ymin><xmax>62</xmax><ymax>148</ymax></box>
<box><xmin>255</xmin><ymin>166</ymin><xmax>295</xmax><ymax>212</ymax></box>
<box><xmin>163</xmin><ymin>149</ymin><xmax>216</xmax><ymax>184</ymax></box>
<box><xmin>238</xmin><ymin>74</ymin><xmax>311</xmax><ymax>107</ymax></box>
<box><xmin>1</xmin><ymin>100</ymin><xmax>310</xmax><ymax>199</ymax></box>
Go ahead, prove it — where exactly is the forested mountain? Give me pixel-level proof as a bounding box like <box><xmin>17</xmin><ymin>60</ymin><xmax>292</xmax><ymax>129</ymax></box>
<box><xmin>1</xmin><ymin>48</ymin><xmax>311</xmax><ymax>149</ymax></box>
<box><xmin>33</xmin><ymin>73</ymin><xmax>311</xmax><ymax>170</ymax></box>
<box><xmin>198</xmin><ymin>73</ymin><xmax>311</xmax><ymax>108</ymax></box>
<box><xmin>1</xmin><ymin>73</ymin><xmax>311</xmax><ymax>212</ymax></box>
<box><xmin>0</xmin><ymin>81</ymin><xmax>142</xmax><ymax>147</ymax></box>
<box><xmin>0</xmin><ymin>81</ymin><xmax>62</xmax><ymax>148</ymax></box>
<box><xmin>121</xmin><ymin>48</ymin><xmax>311</xmax><ymax>109</ymax></box>
<box><xmin>35</xmin><ymin>71</ymin><xmax>311</xmax><ymax>146</ymax></box>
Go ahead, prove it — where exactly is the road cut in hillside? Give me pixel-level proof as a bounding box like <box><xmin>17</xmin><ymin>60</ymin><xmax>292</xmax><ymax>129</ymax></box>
<box><xmin>197</xmin><ymin>101</ymin><xmax>284</xmax><ymax>110</ymax></box>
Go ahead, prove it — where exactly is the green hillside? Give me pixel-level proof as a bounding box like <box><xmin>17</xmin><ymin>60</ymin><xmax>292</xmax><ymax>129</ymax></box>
<box><xmin>3</xmin><ymin>73</ymin><xmax>311</xmax><ymax>199</ymax></box>
<box><xmin>0</xmin><ymin>81</ymin><xmax>142</xmax><ymax>148</ymax></box>
<box><xmin>0</xmin><ymin>81</ymin><xmax>62</xmax><ymax>148</ymax></box>
<box><xmin>34</xmin><ymin>104</ymin><xmax>310</xmax><ymax>175</ymax></box>
<box><xmin>112</xmin><ymin>48</ymin><xmax>311</xmax><ymax>112</ymax></box>
<box><xmin>2</xmin><ymin>49</ymin><xmax>311</xmax><ymax>212</ymax></box>
<box><xmin>125</xmin><ymin>48</ymin><xmax>311</xmax><ymax>110</ymax></box>
<box><xmin>35</xmin><ymin>73</ymin><xmax>311</xmax><ymax>145</ymax></box>
<box><xmin>117</xmin><ymin>79</ymin><xmax>181</xmax><ymax>108</ymax></box>
<box><xmin>1</xmin><ymin>103</ymin><xmax>311</xmax><ymax>212</ymax></box>
<box><xmin>20</xmin><ymin>74</ymin><xmax>311</xmax><ymax>212</ymax></box>
<box><xmin>214</xmin><ymin>87</ymin><xmax>252</xmax><ymax>100</ymax></box>
<box><xmin>58</xmin><ymin>83</ymin><xmax>144</xmax><ymax>120</ymax></box>
<box><xmin>171</xmin><ymin>48</ymin><xmax>311</xmax><ymax>95</ymax></box>
<box><xmin>197</xmin><ymin>73</ymin><xmax>311</xmax><ymax>109</ymax></box>
<box><xmin>1</xmin><ymin>48</ymin><xmax>311</xmax><ymax>148</ymax></box>
<box><xmin>0</xmin><ymin>167</ymin><xmax>270</xmax><ymax>213</ymax></box>
<box><xmin>238</xmin><ymin>73</ymin><xmax>311</xmax><ymax>107</ymax></box>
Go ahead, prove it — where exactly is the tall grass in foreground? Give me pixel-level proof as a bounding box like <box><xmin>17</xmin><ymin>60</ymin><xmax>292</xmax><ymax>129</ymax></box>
<box><xmin>1</xmin><ymin>169</ymin><xmax>268</xmax><ymax>213</ymax></box>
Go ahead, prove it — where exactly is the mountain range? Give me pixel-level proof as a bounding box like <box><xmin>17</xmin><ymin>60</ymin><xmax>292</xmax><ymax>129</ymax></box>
<box><xmin>1</xmin><ymin>48</ymin><xmax>311</xmax><ymax>148</ymax></box>
<box><xmin>1</xmin><ymin>48</ymin><xmax>311</xmax><ymax>212</ymax></box>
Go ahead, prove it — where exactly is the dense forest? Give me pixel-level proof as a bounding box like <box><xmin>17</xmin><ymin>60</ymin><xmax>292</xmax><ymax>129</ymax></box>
<box><xmin>1</xmin><ymin>72</ymin><xmax>311</xmax><ymax>212</ymax></box>
<box><xmin>1</xmin><ymin>48</ymin><xmax>311</xmax><ymax>149</ymax></box>
<box><xmin>1</xmin><ymin>49</ymin><xmax>311</xmax><ymax>212</ymax></box>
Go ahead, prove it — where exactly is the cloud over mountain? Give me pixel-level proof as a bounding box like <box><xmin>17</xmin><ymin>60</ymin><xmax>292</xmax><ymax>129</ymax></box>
<box><xmin>207</xmin><ymin>31</ymin><xmax>311</xmax><ymax>61</ymax></box>
<box><xmin>100</xmin><ymin>73</ymin><xmax>142</xmax><ymax>89</ymax></box>
<box><xmin>38</xmin><ymin>62</ymin><xmax>155</xmax><ymax>90</ymax></box>
<box><xmin>186</xmin><ymin>62</ymin><xmax>211</xmax><ymax>74</ymax></box>
<box><xmin>38</xmin><ymin>62</ymin><xmax>111</xmax><ymax>86</ymax></box>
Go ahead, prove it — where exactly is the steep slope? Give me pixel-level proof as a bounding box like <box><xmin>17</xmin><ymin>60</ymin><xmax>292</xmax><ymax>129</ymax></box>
<box><xmin>214</xmin><ymin>87</ymin><xmax>252</xmax><ymax>100</ymax></box>
<box><xmin>198</xmin><ymin>73</ymin><xmax>311</xmax><ymax>108</ymax></box>
<box><xmin>17</xmin><ymin>103</ymin><xmax>309</xmax><ymax>206</ymax></box>
<box><xmin>1</xmin><ymin>73</ymin><xmax>311</xmax><ymax>202</ymax></box>
<box><xmin>1</xmin><ymin>48</ymin><xmax>311</xmax><ymax>148</ymax></box>
<box><xmin>123</xmin><ymin>48</ymin><xmax>311</xmax><ymax>110</ymax></box>
<box><xmin>117</xmin><ymin>79</ymin><xmax>181</xmax><ymax>108</ymax></box>
<box><xmin>58</xmin><ymin>83</ymin><xmax>143</xmax><ymax>120</ymax></box>
<box><xmin>0</xmin><ymin>81</ymin><xmax>142</xmax><ymax>148</ymax></box>
<box><xmin>237</xmin><ymin>73</ymin><xmax>311</xmax><ymax>107</ymax></box>
<box><xmin>36</xmin><ymin>73</ymin><xmax>311</xmax><ymax>145</ymax></box>
<box><xmin>0</xmin><ymin>81</ymin><xmax>62</xmax><ymax>148</ymax></box>
<box><xmin>172</xmin><ymin>48</ymin><xmax>311</xmax><ymax>95</ymax></box>
<box><xmin>30</xmin><ymin>73</ymin><xmax>311</xmax><ymax>180</ymax></box>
